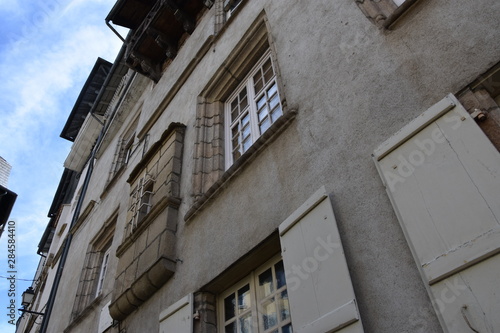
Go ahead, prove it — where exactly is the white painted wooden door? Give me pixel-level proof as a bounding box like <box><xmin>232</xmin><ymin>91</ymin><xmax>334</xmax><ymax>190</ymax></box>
<box><xmin>279</xmin><ymin>186</ymin><xmax>364</xmax><ymax>333</ymax></box>
<box><xmin>159</xmin><ymin>294</ymin><xmax>193</xmax><ymax>333</ymax></box>
<box><xmin>373</xmin><ymin>94</ymin><xmax>500</xmax><ymax>333</ymax></box>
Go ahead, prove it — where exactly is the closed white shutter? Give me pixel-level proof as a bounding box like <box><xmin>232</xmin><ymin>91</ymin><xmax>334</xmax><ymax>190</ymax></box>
<box><xmin>159</xmin><ymin>294</ymin><xmax>193</xmax><ymax>333</ymax></box>
<box><xmin>279</xmin><ymin>186</ymin><xmax>364</xmax><ymax>333</ymax></box>
<box><xmin>373</xmin><ymin>94</ymin><xmax>500</xmax><ymax>333</ymax></box>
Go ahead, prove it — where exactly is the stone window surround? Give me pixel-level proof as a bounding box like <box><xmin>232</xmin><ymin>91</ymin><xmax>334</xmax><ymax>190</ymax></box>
<box><xmin>457</xmin><ymin>61</ymin><xmax>500</xmax><ymax>151</ymax></box>
<box><xmin>214</xmin><ymin>0</ymin><xmax>246</xmax><ymax>34</ymax></box>
<box><xmin>70</xmin><ymin>212</ymin><xmax>117</xmax><ymax>323</ymax></box>
<box><xmin>187</xmin><ymin>12</ymin><xmax>297</xmax><ymax>222</ymax></box>
<box><xmin>109</xmin><ymin>123</ymin><xmax>185</xmax><ymax>321</ymax></box>
<box><xmin>194</xmin><ymin>232</ymin><xmax>282</xmax><ymax>333</ymax></box>
<box><xmin>224</xmin><ymin>50</ymin><xmax>283</xmax><ymax>169</ymax></box>
<box><xmin>356</xmin><ymin>0</ymin><xmax>419</xmax><ymax>29</ymax></box>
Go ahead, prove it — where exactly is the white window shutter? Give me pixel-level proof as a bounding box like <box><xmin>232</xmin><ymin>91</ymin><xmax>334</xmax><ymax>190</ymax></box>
<box><xmin>98</xmin><ymin>301</ymin><xmax>113</xmax><ymax>333</ymax></box>
<box><xmin>373</xmin><ymin>94</ymin><xmax>500</xmax><ymax>333</ymax></box>
<box><xmin>159</xmin><ymin>294</ymin><xmax>193</xmax><ymax>333</ymax></box>
<box><xmin>279</xmin><ymin>186</ymin><xmax>364</xmax><ymax>333</ymax></box>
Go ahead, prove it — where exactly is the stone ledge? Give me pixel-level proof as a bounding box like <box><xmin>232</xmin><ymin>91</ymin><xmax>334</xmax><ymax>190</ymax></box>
<box><xmin>116</xmin><ymin>195</ymin><xmax>180</xmax><ymax>257</ymax></box>
<box><xmin>185</xmin><ymin>109</ymin><xmax>297</xmax><ymax>222</ymax></box>
<box><xmin>109</xmin><ymin>257</ymin><xmax>176</xmax><ymax>321</ymax></box>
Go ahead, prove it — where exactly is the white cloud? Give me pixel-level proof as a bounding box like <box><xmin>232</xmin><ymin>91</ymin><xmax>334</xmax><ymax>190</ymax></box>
<box><xmin>0</xmin><ymin>1</ymin><xmax>124</xmax><ymax>330</ymax></box>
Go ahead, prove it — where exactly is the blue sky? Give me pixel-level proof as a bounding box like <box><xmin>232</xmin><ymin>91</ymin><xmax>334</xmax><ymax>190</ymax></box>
<box><xmin>0</xmin><ymin>1</ymin><xmax>125</xmax><ymax>331</ymax></box>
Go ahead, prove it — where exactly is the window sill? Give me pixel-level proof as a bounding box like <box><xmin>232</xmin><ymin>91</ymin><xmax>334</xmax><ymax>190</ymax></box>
<box><xmin>100</xmin><ymin>164</ymin><xmax>126</xmax><ymax>201</ymax></box>
<box><xmin>69</xmin><ymin>200</ymin><xmax>97</xmax><ymax>235</ymax></box>
<box><xmin>65</xmin><ymin>294</ymin><xmax>104</xmax><ymax>333</ymax></box>
<box><xmin>185</xmin><ymin>108</ymin><xmax>297</xmax><ymax>222</ymax></box>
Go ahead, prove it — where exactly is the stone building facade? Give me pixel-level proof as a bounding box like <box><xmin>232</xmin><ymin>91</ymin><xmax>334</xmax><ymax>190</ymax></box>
<box><xmin>16</xmin><ymin>1</ymin><xmax>500</xmax><ymax>333</ymax></box>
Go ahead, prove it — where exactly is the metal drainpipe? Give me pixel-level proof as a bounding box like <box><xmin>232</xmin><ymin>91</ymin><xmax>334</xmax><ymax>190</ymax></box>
<box><xmin>39</xmin><ymin>139</ymin><xmax>98</xmax><ymax>333</ymax></box>
<box><xmin>106</xmin><ymin>20</ymin><xmax>126</xmax><ymax>42</ymax></box>
<box><xmin>39</xmin><ymin>61</ymin><xmax>136</xmax><ymax>333</ymax></box>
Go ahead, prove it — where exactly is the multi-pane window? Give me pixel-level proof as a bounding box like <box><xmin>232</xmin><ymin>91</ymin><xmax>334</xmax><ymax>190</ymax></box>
<box><xmin>95</xmin><ymin>247</ymin><xmax>111</xmax><ymax>297</ymax></box>
<box><xmin>125</xmin><ymin>174</ymin><xmax>155</xmax><ymax>237</ymax></box>
<box><xmin>72</xmin><ymin>220</ymin><xmax>115</xmax><ymax>319</ymax></box>
<box><xmin>137</xmin><ymin>179</ymin><xmax>154</xmax><ymax>221</ymax></box>
<box><xmin>219</xmin><ymin>257</ymin><xmax>292</xmax><ymax>333</ymax></box>
<box><xmin>224</xmin><ymin>0</ymin><xmax>243</xmax><ymax>19</ymax></box>
<box><xmin>225</xmin><ymin>51</ymin><xmax>283</xmax><ymax>168</ymax></box>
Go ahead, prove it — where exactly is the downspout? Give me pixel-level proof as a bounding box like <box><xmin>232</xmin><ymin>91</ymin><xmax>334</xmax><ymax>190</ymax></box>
<box><xmin>39</xmin><ymin>138</ymin><xmax>99</xmax><ymax>333</ymax></box>
<box><xmin>39</xmin><ymin>44</ymin><xmax>135</xmax><ymax>333</ymax></box>
<box><xmin>106</xmin><ymin>19</ymin><xmax>126</xmax><ymax>42</ymax></box>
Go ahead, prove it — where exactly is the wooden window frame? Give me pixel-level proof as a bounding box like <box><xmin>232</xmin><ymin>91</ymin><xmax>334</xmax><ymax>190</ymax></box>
<box><xmin>224</xmin><ymin>51</ymin><xmax>283</xmax><ymax>169</ymax></box>
<box><xmin>95</xmin><ymin>247</ymin><xmax>111</xmax><ymax>297</ymax></box>
<box><xmin>218</xmin><ymin>255</ymin><xmax>292</xmax><ymax>333</ymax></box>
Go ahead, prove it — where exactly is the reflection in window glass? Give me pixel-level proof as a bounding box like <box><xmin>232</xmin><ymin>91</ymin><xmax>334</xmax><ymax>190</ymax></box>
<box><xmin>238</xmin><ymin>284</ymin><xmax>251</xmax><ymax>313</ymax></box>
<box><xmin>220</xmin><ymin>259</ymin><xmax>292</xmax><ymax>333</ymax></box>
<box><xmin>225</xmin><ymin>294</ymin><xmax>235</xmax><ymax>321</ymax></box>
<box><xmin>259</xmin><ymin>268</ymin><xmax>274</xmax><ymax>297</ymax></box>
<box><xmin>226</xmin><ymin>52</ymin><xmax>282</xmax><ymax>168</ymax></box>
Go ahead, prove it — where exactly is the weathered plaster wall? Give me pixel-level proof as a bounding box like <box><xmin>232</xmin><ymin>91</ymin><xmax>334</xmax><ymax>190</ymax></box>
<box><xmin>48</xmin><ymin>0</ymin><xmax>500</xmax><ymax>332</ymax></box>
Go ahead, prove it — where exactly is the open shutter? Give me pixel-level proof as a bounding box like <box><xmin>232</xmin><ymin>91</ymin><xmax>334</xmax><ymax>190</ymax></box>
<box><xmin>98</xmin><ymin>301</ymin><xmax>113</xmax><ymax>333</ymax></box>
<box><xmin>159</xmin><ymin>294</ymin><xmax>193</xmax><ymax>333</ymax></box>
<box><xmin>279</xmin><ymin>186</ymin><xmax>364</xmax><ymax>333</ymax></box>
<box><xmin>373</xmin><ymin>94</ymin><xmax>500</xmax><ymax>333</ymax></box>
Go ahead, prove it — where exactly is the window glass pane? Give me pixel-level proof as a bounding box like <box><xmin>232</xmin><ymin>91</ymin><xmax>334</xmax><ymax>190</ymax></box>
<box><xmin>269</xmin><ymin>94</ymin><xmax>280</xmax><ymax>110</ymax></box>
<box><xmin>256</xmin><ymin>95</ymin><xmax>266</xmax><ymax>110</ymax></box>
<box><xmin>259</xmin><ymin>268</ymin><xmax>274</xmax><ymax>297</ymax></box>
<box><xmin>263</xmin><ymin>59</ymin><xmax>273</xmax><ymax>83</ymax></box>
<box><xmin>240</xmin><ymin>95</ymin><xmax>248</xmax><ymax>111</ymax></box>
<box><xmin>281</xmin><ymin>323</ymin><xmax>292</xmax><ymax>333</ymax></box>
<box><xmin>231</xmin><ymin>100</ymin><xmax>239</xmax><ymax>122</ymax></box>
<box><xmin>239</xmin><ymin>88</ymin><xmax>248</xmax><ymax>110</ymax></box>
<box><xmin>232</xmin><ymin>126</ymin><xmax>240</xmax><ymax>151</ymax></box>
<box><xmin>239</xmin><ymin>88</ymin><xmax>247</xmax><ymax>101</ymax></box>
<box><xmin>253</xmin><ymin>72</ymin><xmax>264</xmax><ymax>94</ymax></box>
<box><xmin>238</xmin><ymin>284</ymin><xmax>251</xmax><ymax>313</ymax></box>
<box><xmin>233</xmin><ymin>149</ymin><xmax>241</xmax><ymax>161</ymax></box>
<box><xmin>275</xmin><ymin>261</ymin><xmax>286</xmax><ymax>289</ymax></box>
<box><xmin>258</xmin><ymin>106</ymin><xmax>269</xmax><ymax>122</ymax></box>
<box><xmin>279</xmin><ymin>290</ymin><xmax>290</xmax><ymax>321</ymax></box>
<box><xmin>242</xmin><ymin>137</ymin><xmax>252</xmax><ymax>152</ymax></box>
<box><xmin>242</xmin><ymin>112</ymin><xmax>250</xmax><ymax>126</ymax></box>
<box><xmin>260</xmin><ymin>118</ymin><xmax>270</xmax><ymax>134</ymax></box>
<box><xmin>239</xmin><ymin>312</ymin><xmax>253</xmax><ymax>333</ymax></box>
<box><xmin>261</xmin><ymin>297</ymin><xmax>278</xmax><ymax>330</ymax></box>
<box><xmin>224</xmin><ymin>294</ymin><xmax>236</xmax><ymax>321</ymax></box>
<box><xmin>271</xmin><ymin>107</ymin><xmax>282</xmax><ymax>123</ymax></box>
<box><xmin>242</xmin><ymin>123</ymin><xmax>251</xmax><ymax>139</ymax></box>
<box><xmin>232</xmin><ymin>137</ymin><xmax>240</xmax><ymax>152</ymax></box>
<box><xmin>267</xmin><ymin>82</ymin><xmax>277</xmax><ymax>99</ymax></box>
<box><xmin>225</xmin><ymin>322</ymin><xmax>236</xmax><ymax>333</ymax></box>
